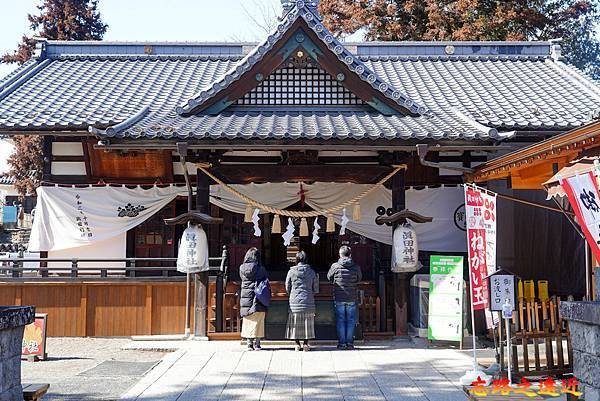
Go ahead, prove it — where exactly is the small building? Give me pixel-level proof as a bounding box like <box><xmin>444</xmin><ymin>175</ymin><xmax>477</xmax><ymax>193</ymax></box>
<box><xmin>0</xmin><ymin>0</ymin><xmax>599</xmax><ymax>337</ymax></box>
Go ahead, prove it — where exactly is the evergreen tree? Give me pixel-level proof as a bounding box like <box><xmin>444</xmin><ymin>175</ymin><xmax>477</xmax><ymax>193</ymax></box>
<box><xmin>2</xmin><ymin>0</ymin><xmax>107</xmax><ymax>197</ymax></box>
<box><xmin>320</xmin><ymin>0</ymin><xmax>600</xmax><ymax>79</ymax></box>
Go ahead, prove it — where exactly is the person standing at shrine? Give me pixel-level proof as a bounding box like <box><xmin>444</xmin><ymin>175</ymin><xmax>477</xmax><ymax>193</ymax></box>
<box><xmin>327</xmin><ymin>245</ymin><xmax>362</xmax><ymax>349</ymax></box>
<box><xmin>285</xmin><ymin>250</ymin><xmax>319</xmax><ymax>351</ymax></box>
<box><xmin>239</xmin><ymin>247</ymin><xmax>269</xmax><ymax>350</ymax></box>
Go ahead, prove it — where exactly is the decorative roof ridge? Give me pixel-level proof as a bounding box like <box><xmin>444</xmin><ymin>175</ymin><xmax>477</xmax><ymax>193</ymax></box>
<box><xmin>89</xmin><ymin>106</ymin><xmax>150</xmax><ymax>136</ymax></box>
<box><xmin>176</xmin><ymin>2</ymin><xmax>428</xmax><ymax>117</ymax></box>
<box><xmin>360</xmin><ymin>55</ymin><xmax>549</xmax><ymax>62</ymax></box>
<box><xmin>450</xmin><ymin>107</ymin><xmax>499</xmax><ymax>138</ymax></box>
<box><xmin>0</xmin><ymin>59</ymin><xmax>52</xmax><ymax>103</ymax></box>
<box><xmin>43</xmin><ymin>40</ymin><xmax>255</xmax><ymax>46</ymax></box>
<box><xmin>51</xmin><ymin>54</ymin><xmax>243</xmax><ymax>62</ymax></box>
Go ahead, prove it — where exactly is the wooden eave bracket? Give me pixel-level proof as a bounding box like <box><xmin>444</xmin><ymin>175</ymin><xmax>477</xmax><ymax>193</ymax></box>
<box><xmin>375</xmin><ymin>209</ymin><xmax>433</xmax><ymax>225</ymax></box>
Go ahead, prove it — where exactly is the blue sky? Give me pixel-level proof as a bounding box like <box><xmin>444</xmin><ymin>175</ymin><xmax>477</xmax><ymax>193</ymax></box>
<box><xmin>0</xmin><ymin>0</ymin><xmax>285</xmax><ymax>78</ymax></box>
<box><xmin>0</xmin><ymin>0</ymin><xmax>286</xmax><ymax>172</ymax></box>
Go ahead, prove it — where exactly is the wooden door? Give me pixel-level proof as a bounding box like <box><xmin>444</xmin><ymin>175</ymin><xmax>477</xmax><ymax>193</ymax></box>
<box><xmin>134</xmin><ymin>202</ymin><xmax>176</xmax><ymax>267</ymax></box>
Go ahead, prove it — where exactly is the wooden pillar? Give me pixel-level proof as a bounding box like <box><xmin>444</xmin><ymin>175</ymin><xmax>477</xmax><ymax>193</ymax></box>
<box><xmin>195</xmin><ymin>170</ymin><xmax>210</xmax><ymax>337</ymax></box>
<box><xmin>392</xmin><ymin>171</ymin><xmax>408</xmax><ymax>336</ymax></box>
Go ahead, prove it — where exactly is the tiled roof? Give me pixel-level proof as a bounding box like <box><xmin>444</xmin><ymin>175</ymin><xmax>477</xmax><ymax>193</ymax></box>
<box><xmin>111</xmin><ymin>110</ymin><xmax>502</xmax><ymax>141</ymax></box>
<box><xmin>176</xmin><ymin>1</ymin><xmax>427</xmax><ymax>117</ymax></box>
<box><xmin>0</xmin><ymin>2</ymin><xmax>599</xmax><ymax>141</ymax></box>
<box><xmin>0</xmin><ymin>171</ymin><xmax>36</xmax><ymax>186</ymax></box>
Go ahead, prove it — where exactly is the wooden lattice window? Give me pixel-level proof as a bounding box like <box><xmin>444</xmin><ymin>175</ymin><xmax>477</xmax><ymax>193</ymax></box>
<box><xmin>236</xmin><ymin>61</ymin><xmax>364</xmax><ymax>107</ymax></box>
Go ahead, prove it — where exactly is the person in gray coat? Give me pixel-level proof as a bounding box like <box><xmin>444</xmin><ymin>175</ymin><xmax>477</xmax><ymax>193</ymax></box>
<box><xmin>327</xmin><ymin>245</ymin><xmax>362</xmax><ymax>349</ymax></box>
<box><xmin>285</xmin><ymin>250</ymin><xmax>319</xmax><ymax>351</ymax></box>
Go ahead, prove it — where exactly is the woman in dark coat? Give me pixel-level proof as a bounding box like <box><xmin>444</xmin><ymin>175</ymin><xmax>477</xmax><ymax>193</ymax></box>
<box><xmin>239</xmin><ymin>247</ymin><xmax>268</xmax><ymax>350</ymax></box>
<box><xmin>285</xmin><ymin>250</ymin><xmax>319</xmax><ymax>351</ymax></box>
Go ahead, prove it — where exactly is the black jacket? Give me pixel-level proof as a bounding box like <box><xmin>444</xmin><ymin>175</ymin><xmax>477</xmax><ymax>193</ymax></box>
<box><xmin>327</xmin><ymin>257</ymin><xmax>362</xmax><ymax>303</ymax></box>
<box><xmin>239</xmin><ymin>261</ymin><xmax>268</xmax><ymax>317</ymax></box>
<box><xmin>285</xmin><ymin>263</ymin><xmax>319</xmax><ymax>313</ymax></box>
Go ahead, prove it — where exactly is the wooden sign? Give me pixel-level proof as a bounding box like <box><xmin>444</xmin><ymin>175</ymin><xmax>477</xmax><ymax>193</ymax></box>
<box><xmin>489</xmin><ymin>274</ymin><xmax>516</xmax><ymax>312</ymax></box>
<box><xmin>22</xmin><ymin>313</ymin><xmax>48</xmax><ymax>361</ymax></box>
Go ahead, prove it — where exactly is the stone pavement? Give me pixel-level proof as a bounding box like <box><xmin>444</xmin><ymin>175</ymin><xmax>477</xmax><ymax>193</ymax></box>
<box><xmin>21</xmin><ymin>338</ymin><xmax>165</xmax><ymax>401</ymax></box>
<box><xmin>121</xmin><ymin>339</ymin><xmax>474</xmax><ymax>401</ymax></box>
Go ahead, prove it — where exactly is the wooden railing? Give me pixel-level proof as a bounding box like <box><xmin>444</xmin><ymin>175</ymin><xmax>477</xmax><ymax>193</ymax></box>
<box><xmin>0</xmin><ymin>256</ymin><xmax>226</xmax><ymax>279</ymax></box>
<box><xmin>506</xmin><ymin>296</ymin><xmax>573</xmax><ymax>378</ymax></box>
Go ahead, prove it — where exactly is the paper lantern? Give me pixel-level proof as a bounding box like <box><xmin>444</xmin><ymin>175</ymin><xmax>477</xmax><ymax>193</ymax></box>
<box><xmin>271</xmin><ymin>214</ymin><xmax>281</xmax><ymax>234</ymax></box>
<box><xmin>391</xmin><ymin>223</ymin><xmax>419</xmax><ymax>273</ymax></box>
<box><xmin>177</xmin><ymin>224</ymin><xmax>209</xmax><ymax>273</ymax></box>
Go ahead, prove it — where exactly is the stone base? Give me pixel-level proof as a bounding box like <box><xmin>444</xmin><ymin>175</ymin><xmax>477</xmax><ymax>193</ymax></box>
<box><xmin>561</xmin><ymin>301</ymin><xmax>600</xmax><ymax>401</ymax></box>
<box><xmin>0</xmin><ymin>306</ymin><xmax>34</xmax><ymax>401</ymax></box>
<box><xmin>584</xmin><ymin>384</ymin><xmax>600</xmax><ymax>401</ymax></box>
<box><xmin>0</xmin><ymin>386</ymin><xmax>23</xmax><ymax>401</ymax></box>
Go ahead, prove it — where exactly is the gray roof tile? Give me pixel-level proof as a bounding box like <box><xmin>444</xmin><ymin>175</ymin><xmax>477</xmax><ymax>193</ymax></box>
<box><xmin>0</xmin><ymin>4</ymin><xmax>599</xmax><ymax>141</ymax></box>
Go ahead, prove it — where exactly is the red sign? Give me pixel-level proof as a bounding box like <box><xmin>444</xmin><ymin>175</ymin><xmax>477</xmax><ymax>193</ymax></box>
<box><xmin>465</xmin><ymin>187</ymin><xmax>489</xmax><ymax>310</ymax></box>
<box><xmin>561</xmin><ymin>172</ymin><xmax>600</xmax><ymax>261</ymax></box>
<box><xmin>22</xmin><ymin>313</ymin><xmax>48</xmax><ymax>359</ymax></box>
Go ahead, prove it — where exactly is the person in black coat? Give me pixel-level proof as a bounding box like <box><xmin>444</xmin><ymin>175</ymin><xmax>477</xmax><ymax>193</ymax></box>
<box><xmin>239</xmin><ymin>247</ymin><xmax>268</xmax><ymax>350</ymax></box>
<box><xmin>327</xmin><ymin>245</ymin><xmax>362</xmax><ymax>349</ymax></box>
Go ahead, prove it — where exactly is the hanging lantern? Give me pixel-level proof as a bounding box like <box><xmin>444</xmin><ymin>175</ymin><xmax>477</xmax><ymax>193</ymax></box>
<box><xmin>244</xmin><ymin>204</ymin><xmax>253</xmax><ymax>223</ymax></box>
<box><xmin>326</xmin><ymin>214</ymin><xmax>335</xmax><ymax>233</ymax></box>
<box><xmin>177</xmin><ymin>224</ymin><xmax>210</xmax><ymax>273</ymax></box>
<box><xmin>299</xmin><ymin>218</ymin><xmax>309</xmax><ymax>237</ymax></box>
<box><xmin>271</xmin><ymin>214</ymin><xmax>282</xmax><ymax>234</ymax></box>
<box><xmin>391</xmin><ymin>222</ymin><xmax>419</xmax><ymax>273</ymax></box>
<box><xmin>352</xmin><ymin>203</ymin><xmax>361</xmax><ymax>221</ymax></box>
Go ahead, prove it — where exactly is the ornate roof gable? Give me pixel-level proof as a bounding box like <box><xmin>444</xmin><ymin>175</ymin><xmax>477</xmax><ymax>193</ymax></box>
<box><xmin>176</xmin><ymin>0</ymin><xmax>428</xmax><ymax>117</ymax></box>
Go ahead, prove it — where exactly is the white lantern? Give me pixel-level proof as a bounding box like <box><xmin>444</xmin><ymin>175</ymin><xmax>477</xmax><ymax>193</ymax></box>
<box><xmin>177</xmin><ymin>224</ymin><xmax>209</xmax><ymax>273</ymax></box>
<box><xmin>391</xmin><ymin>222</ymin><xmax>419</xmax><ymax>273</ymax></box>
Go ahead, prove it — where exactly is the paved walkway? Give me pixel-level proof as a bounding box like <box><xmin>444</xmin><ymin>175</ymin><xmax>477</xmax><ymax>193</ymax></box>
<box><xmin>21</xmin><ymin>338</ymin><xmax>165</xmax><ymax>401</ymax></box>
<box><xmin>121</xmin><ymin>340</ymin><xmax>474</xmax><ymax>401</ymax></box>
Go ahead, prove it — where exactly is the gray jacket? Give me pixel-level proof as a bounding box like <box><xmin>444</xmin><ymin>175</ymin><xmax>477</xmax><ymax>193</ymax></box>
<box><xmin>327</xmin><ymin>257</ymin><xmax>362</xmax><ymax>303</ymax></box>
<box><xmin>285</xmin><ymin>263</ymin><xmax>319</xmax><ymax>313</ymax></box>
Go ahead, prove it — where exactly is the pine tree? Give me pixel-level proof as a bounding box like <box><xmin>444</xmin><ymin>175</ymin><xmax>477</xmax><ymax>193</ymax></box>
<box><xmin>320</xmin><ymin>0</ymin><xmax>600</xmax><ymax>79</ymax></box>
<box><xmin>2</xmin><ymin>0</ymin><xmax>107</xmax><ymax>197</ymax></box>
<box><xmin>3</xmin><ymin>0</ymin><xmax>107</xmax><ymax>64</ymax></box>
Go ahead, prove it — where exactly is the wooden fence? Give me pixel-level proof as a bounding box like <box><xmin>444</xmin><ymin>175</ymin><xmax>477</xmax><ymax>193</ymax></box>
<box><xmin>505</xmin><ymin>296</ymin><xmax>572</xmax><ymax>378</ymax></box>
<box><xmin>0</xmin><ymin>280</ymin><xmax>192</xmax><ymax>336</ymax></box>
<box><xmin>208</xmin><ymin>282</ymin><xmax>381</xmax><ymax>337</ymax></box>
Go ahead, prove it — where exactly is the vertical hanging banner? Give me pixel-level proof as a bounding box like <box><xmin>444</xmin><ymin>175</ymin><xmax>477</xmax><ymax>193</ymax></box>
<box><xmin>561</xmin><ymin>171</ymin><xmax>600</xmax><ymax>260</ymax></box>
<box><xmin>465</xmin><ymin>186</ymin><xmax>489</xmax><ymax>310</ymax></box>
<box><xmin>481</xmin><ymin>191</ymin><xmax>497</xmax><ymax>276</ymax></box>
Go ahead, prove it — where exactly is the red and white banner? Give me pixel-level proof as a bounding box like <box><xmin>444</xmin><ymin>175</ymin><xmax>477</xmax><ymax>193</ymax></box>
<box><xmin>561</xmin><ymin>172</ymin><xmax>600</xmax><ymax>260</ymax></box>
<box><xmin>465</xmin><ymin>186</ymin><xmax>496</xmax><ymax>311</ymax></box>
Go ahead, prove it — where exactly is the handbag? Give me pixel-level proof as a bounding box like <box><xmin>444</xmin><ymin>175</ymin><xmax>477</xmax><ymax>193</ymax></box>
<box><xmin>255</xmin><ymin>277</ymin><xmax>272</xmax><ymax>307</ymax></box>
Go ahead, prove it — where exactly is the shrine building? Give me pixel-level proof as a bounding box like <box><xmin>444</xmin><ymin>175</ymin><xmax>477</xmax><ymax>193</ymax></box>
<box><xmin>0</xmin><ymin>0</ymin><xmax>598</xmax><ymax>338</ymax></box>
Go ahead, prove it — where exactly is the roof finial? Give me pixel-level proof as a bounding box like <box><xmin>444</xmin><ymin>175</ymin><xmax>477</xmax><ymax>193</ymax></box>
<box><xmin>281</xmin><ymin>0</ymin><xmax>320</xmax><ymax>15</ymax></box>
<box><xmin>549</xmin><ymin>38</ymin><xmax>563</xmax><ymax>62</ymax></box>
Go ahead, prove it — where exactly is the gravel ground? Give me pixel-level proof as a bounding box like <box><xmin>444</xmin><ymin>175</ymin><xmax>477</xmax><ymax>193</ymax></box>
<box><xmin>21</xmin><ymin>338</ymin><xmax>166</xmax><ymax>401</ymax></box>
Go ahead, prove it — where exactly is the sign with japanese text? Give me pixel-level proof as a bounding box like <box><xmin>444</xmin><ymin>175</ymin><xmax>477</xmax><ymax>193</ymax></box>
<box><xmin>561</xmin><ymin>172</ymin><xmax>600</xmax><ymax>261</ymax></box>
<box><xmin>428</xmin><ymin>255</ymin><xmax>464</xmax><ymax>342</ymax></box>
<box><xmin>489</xmin><ymin>274</ymin><xmax>516</xmax><ymax>312</ymax></box>
<box><xmin>481</xmin><ymin>191</ymin><xmax>497</xmax><ymax>275</ymax></box>
<box><xmin>22</xmin><ymin>313</ymin><xmax>48</xmax><ymax>359</ymax></box>
<box><xmin>391</xmin><ymin>223</ymin><xmax>419</xmax><ymax>272</ymax></box>
<box><xmin>465</xmin><ymin>186</ymin><xmax>490</xmax><ymax>310</ymax></box>
<box><xmin>176</xmin><ymin>225</ymin><xmax>210</xmax><ymax>273</ymax></box>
